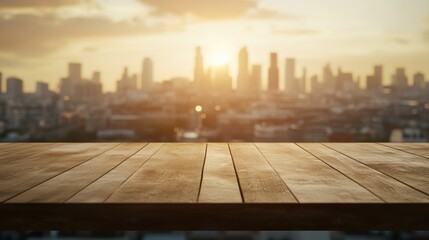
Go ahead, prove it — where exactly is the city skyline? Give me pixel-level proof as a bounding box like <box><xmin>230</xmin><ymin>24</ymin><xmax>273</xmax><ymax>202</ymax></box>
<box><xmin>0</xmin><ymin>0</ymin><xmax>429</xmax><ymax>92</ymax></box>
<box><xmin>1</xmin><ymin>46</ymin><xmax>428</xmax><ymax>94</ymax></box>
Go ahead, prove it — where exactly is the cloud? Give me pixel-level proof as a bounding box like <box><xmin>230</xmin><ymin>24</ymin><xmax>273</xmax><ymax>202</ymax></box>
<box><xmin>0</xmin><ymin>0</ymin><xmax>89</xmax><ymax>9</ymax></box>
<box><xmin>138</xmin><ymin>0</ymin><xmax>260</xmax><ymax>20</ymax></box>
<box><xmin>272</xmin><ymin>28</ymin><xmax>320</xmax><ymax>36</ymax></box>
<box><xmin>246</xmin><ymin>8</ymin><xmax>295</xmax><ymax>20</ymax></box>
<box><xmin>390</xmin><ymin>37</ymin><xmax>409</xmax><ymax>45</ymax></box>
<box><xmin>0</xmin><ymin>14</ymin><xmax>183</xmax><ymax>56</ymax></box>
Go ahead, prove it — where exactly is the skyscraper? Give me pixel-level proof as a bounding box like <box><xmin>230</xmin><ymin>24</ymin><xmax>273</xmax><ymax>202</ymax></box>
<box><xmin>117</xmin><ymin>67</ymin><xmax>138</xmax><ymax>94</ymax></box>
<box><xmin>194</xmin><ymin>46</ymin><xmax>205</xmax><ymax>89</ymax></box>
<box><xmin>285</xmin><ymin>58</ymin><xmax>297</xmax><ymax>94</ymax></box>
<box><xmin>250</xmin><ymin>64</ymin><xmax>262</xmax><ymax>92</ymax></box>
<box><xmin>413</xmin><ymin>72</ymin><xmax>425</xmax><ymax>89</ymax></box>
<box><xmin>36</xmin><ymin>82</ymin><xmax>49</xmax><ymax>98</ymax></box>
<box><xmin>92</xmin><ymin>71</ymin><xmax>101</xmax><ymax>83</ymax></box>
<box><xmin>366</xmin><ymin>65</ymin><xmax>383</xmax><ymax>94</ymax></box>
<box><xmin>322</xmin><ymin>64</ymin><xmax>335</xmax><ymax>93</ymax></box>
<box><xmin>237</xmin><ymin>47</ymin><xmax>249</xmax><ymax>91</ymax></box>
<box><xmin>392</xmin><ymin>68</ymin><xmax>408</xmax><ymax>90</ymax></box>
<box><xmin>68</xmin><ymin>63</ymin><xmax>82</xmax><ymax>81</ymax></box>
<box><xmin>60</xmin><ymin>62</ymin><xmax>82</xmax><ymax>99</ymax></box>
<box><xmin>6</xmin><ymin>77</ymin><xmax>23</xmax><ymax>100</ymax></box>
<box><xmin>142</xmin><ymin>57</ymin><xmax>153</xmax><ymax>91</ymax></box>
<box><xmin>268</xmin><ymin>53</ymin><xmax>279</xmax><ymax>91</ymax></box>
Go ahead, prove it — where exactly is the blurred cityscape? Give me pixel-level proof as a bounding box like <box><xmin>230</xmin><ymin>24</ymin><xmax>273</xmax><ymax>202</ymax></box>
<box><xmin>0</xmin><ymin>47</ymin><xmax>428</xmax><ymax>142</ymax></box>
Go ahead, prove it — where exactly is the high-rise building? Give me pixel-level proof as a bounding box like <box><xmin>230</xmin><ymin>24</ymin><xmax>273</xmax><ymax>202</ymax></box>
<box><xmin>92</xmin><ymin>71</ymin><xmax>101</xmax><ymax>83</ymax></box>
<box><xmin>250</xmin><ymin>64</ymin><xmax>262</xmax><ymax>92</ymax></box>
<box><xmin>6</xmin><ymin>77</ymin><xmax>23</xmax><ymax>100</ymax></box>
<box><xmin>237</xmin><ymin>47</ymin><xmax>249</xmax><ymax>91</ymax></box>
<box><xmin>60</xmin><ymin>62</ymin><xmax>82</xmax><ymax>99</ymax></box>
<box><xmin>366</xmin><ymin>65</ymin><xmax>383</xmax><ymax>94</ymax></box>
<box><xmin>413</xmin><ymin>72</ymin><xmax>425</xmax><ymax>89</ymax></box>
<box><xmin>268</xmin><ymin>53</ymin><xmax>279</xmax><ymax>91</ymax></box>
<box><xmin>117</xmin><ymin>67</ymin><xmax>138</xmax><ymax>94</ymax></box>
<box><xmin>194</xmin><ymin>46</ymin><xmax>205</xmax><ymax>89</ymax></box>
<box><xmin>36</xmin><ymin>82</ymin><xmax>49</xmax><ymax>98</ymax></box>
<box><xmin>68</xmin><ymin>63</ymin><xmax>82</xmax><ymax>82</ymax></box>
<box><xmin>142</xmin><ymin>57</ymin><xmax>153</xmax><ymax>91</ymax></box>
<box><xmin>285</xmin><ymin>58</ymin><xmax>297</xmax><ymax>94</ymax></box>
<box><xmin>336</xmin><ymin>70</ymin><xmax>356</xmax><ymax>93</ymax></box>
<box><xmin>392</xmin><ymin>68</ymin><xmax>408</xmax><ymax>90</ymax></box>
<box><xmin>322</xmin><ymin>64</ymin><xmax>335</xmax><ymax>93</ymax></box>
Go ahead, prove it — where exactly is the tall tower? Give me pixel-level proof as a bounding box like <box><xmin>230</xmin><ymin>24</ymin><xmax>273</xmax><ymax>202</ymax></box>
<box><xmin>6</xmin><ymin>77</ymin><xmax>23</xmax><ymax>100</ymax></box>
<box><xmin>366</xmin><ymin>65</ymin><xmax>383</xmax><ymax>94</ymax></box>
<box><xmin>194</xmin><ymin>46</ymin><xmax>204</xmax><ymax>89</ymax></box>
<box><xmin>142</xmin><ymin>57</ymin><xmax>153</xmax><ymax>91</ymax></box>
<box><xmin>392</xmin><ymin>68</ymin><xmax>408</xmax><ymax>90</ymax></box>
<box><xmin>268</xmin><ymin>53</ymin><xmax>279</xmax><ymax>91</ymax></box>
<box><xmin>68</xmin><ymin>63</ymin><xmax>82</xmax><ymax>82</ymax></box>
<box><xmin>237</xmin><ymin>47</ymin><xmax>249</xmax><ymax>91</ymax></box>
<box><xmin>285</xmin><ymin>58</ymin><xmax>297</xmax><ymax>94</ymax></box>
<box><xmin>322</xmin><ymin>64</ymin><xmax>335</xmax><ymax>93</ymax></box>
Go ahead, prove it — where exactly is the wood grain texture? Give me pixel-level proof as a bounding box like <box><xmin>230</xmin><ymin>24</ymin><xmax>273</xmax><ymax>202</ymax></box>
<box><xmin>256</xmin><ymin>143</ymin><xmax>381</xmax><ymax>203</ymax></box>
<box><xmin>107</xmin><ymin>143</ymin><xmax>206</xmax><ymax>203</ymax></box>
<box><xmin>68</xmin><ymin>143</ymin><xmax>163</xmax><ymax>203</ymax></box>
<box><xmin>229</xmin><ymin>143</ymin><xmax>296</xmax><ymax>203</ymax></box>
<box><xmin>0</xmin><ymin>142</ymin><xmax>428</xmax><ymax>230</ymax></box>
<box><xmin>0</xmin><ymin>143</ymin><xmax>62</xmax><ymax>164</ymax></box>
<box><xmin>9</xmin><ymin>143</ymin><xmax>145</xmax><ymax>203</ymax></box>
<box><xmin>325</xmin><ymin>143</ymin><xmax>429</xmax><ymax>195</ymax></box>
<box><xmin>198</xmin><ymin>143</ymin><xmax>242</xmax><ymax>203</ymax></box>
<box><xmin>380</xmin><ymin>143</ymin><xmax>429</xmax><ymax>159</ymax></box>
<box><xmin>298</xmin><ymin>143</ymin><xmax>429</xmax><ymax>203</ymax></box>
<box><xmin>0</xmin><ymin>143</ymin><xmax>118</xmax><ymax>202</ymax></box>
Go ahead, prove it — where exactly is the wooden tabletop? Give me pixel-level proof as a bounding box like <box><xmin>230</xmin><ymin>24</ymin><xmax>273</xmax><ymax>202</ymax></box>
<box><xmin>0</xmin><ymin>142</ymin><xmax>428</xmax><ymax>230</ymax></box>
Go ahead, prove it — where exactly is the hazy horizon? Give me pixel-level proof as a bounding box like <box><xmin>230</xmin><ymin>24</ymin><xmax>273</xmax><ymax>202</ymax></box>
<box><xmin>1</xmin><ymin>0</ymin><xmax>429</xmax><ymax>92</ymax></box>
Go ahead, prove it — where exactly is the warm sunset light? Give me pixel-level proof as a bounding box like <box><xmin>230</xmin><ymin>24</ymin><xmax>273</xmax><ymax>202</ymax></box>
<box><xmin>210</xmin><ymin>52</ymin><xmax>229</xmax><ymax>67</ymax></box>
<box><xmin>195</xmin><ymin>105</ymin><xmax>203</xmax><ymax>112</ymax></box>
<box><xmin>0</xmin><ymin>0</ymin><xmax>428</xmax><ymax>238</ymax></box>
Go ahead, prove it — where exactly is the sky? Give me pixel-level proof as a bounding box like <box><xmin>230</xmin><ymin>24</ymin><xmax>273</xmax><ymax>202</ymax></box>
<box><xmin>0</xmin><ymin>0</ymin><xmax>428</xmax><ymax>92</ymax></box>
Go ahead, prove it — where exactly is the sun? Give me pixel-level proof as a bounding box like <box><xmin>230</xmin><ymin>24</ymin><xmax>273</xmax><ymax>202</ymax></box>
<box><xmin>210</xmin><ymin>52</ymin><xmax>228</xmax><ymax>66</ymax></box>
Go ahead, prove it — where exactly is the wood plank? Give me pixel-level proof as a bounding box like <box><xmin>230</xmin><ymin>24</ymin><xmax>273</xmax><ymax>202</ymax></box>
<box><xmin>228</xmin><ymin>143</ymin><xmax>296</xmax><ymax>203</ymax></box>
<box><xmin>68</xmin><ymin>143</ymin><xmax>163</xmax><ymax>203</ymax></box>
<box><xmin>9</xmin><ymin>143</ymin><xmax>146</xmax><ymax>203</ymax></box>
<box><xmin>298</xmin><ymin>143</ymin><xmax>429</xmax><ymax>203</ymax></box>
<box><xmin>0</xmin><ymin>143</ymin><xmax>33</xmax><ymax>154</ymax></box>
<box><xmin>380</xmin><ymin>143</ymin><xmax>429</xmax><ymax>159</ymax></box>
<box><xmin>198</xmin><ymin>143</ymin><xmax>242</xmax><ymax>203</ymax></box>
<box><xmin>0</xmin><ymin>143</ymin><xmax>62</xmax><ymax>164</ymax></box>
<box><xmin>324</xmin><ymin>143</ymin><xmax>429</xmax><ymax>195</ymax></box>
<box><xmin>0</xmin><ymin>143</ymin><xmax>118</xmax><ymax>202</ymax></box>
<box><xmin>106</xmin><ymin>143</ymin><xmax>206</xmax><ymax>203</ymax></box>
<box><xmin>256</xmin><ymin>143</ymin><xmax>381</xmax><ymax>203</ymax></box>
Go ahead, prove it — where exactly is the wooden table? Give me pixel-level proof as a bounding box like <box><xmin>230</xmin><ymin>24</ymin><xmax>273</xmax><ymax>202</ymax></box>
<box><xmin>0</xmin><ymin>143</ymin><xmax>428</xmax><ymax>230</ymax></box>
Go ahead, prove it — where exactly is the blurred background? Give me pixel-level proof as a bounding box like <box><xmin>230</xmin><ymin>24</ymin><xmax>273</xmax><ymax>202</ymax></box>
<box><xmin>0</xmin><ymin>0</ymin><xmax>428</xmax><ymax>143</ymax></box>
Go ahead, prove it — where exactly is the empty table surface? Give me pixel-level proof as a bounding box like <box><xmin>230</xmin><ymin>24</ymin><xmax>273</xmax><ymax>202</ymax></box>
<box><xmin>0</xmin><ymin>143</ymin><xmax>428</xmax><ymax>229</ymax></box>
